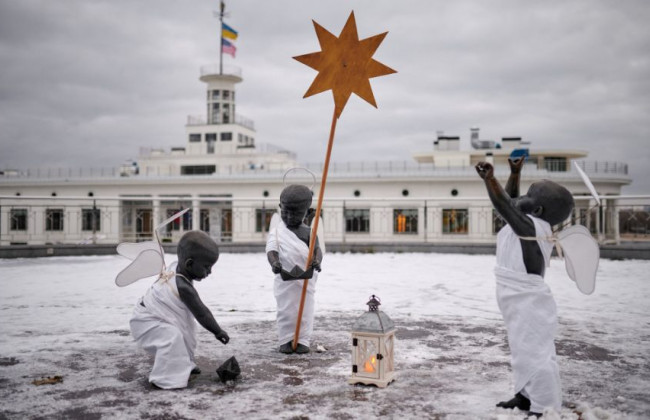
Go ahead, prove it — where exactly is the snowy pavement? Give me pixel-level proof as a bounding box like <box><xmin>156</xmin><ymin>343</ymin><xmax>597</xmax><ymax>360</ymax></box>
<box><xmin>0</xmin><ymin>253</ymin><xmax>648</xmax><ymax>419</ymax></box>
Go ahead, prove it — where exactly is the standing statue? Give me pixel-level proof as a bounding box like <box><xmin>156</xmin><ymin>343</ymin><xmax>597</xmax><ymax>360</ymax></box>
<box><xmin>266</xmin><ymin>184</ymin><xmax>323</xmax><ymax>354</ymax></box>
<box><xmin>476</xmin><ymin>157</ymin><xmax>574</xmax><ymax>416</ymax></box>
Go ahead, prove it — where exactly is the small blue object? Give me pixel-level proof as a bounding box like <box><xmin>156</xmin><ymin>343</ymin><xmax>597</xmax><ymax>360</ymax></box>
<box><xmin>510</xmin><ymin>148</ymin><xmax>529</xmax><ymax>160</ymax></box>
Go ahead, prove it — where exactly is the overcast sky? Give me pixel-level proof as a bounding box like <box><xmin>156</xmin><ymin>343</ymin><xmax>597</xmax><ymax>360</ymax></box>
<box><xmin>0</xmin><ymin>0</ymin><xmax>648</xmax><ymax>192</ymax></box>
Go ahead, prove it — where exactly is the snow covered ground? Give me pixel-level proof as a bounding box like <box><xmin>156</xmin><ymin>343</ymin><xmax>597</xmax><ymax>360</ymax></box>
<box><xmin>0</xmin><ymin>252</ymin><xmax>648</xmax><ymax>419</ymax></box>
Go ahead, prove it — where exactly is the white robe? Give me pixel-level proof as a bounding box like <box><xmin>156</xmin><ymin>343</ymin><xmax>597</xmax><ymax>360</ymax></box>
<box><xmin>130</xmin><ymin>274</ymin><xmax>197</xmax><ymax>389</ymax></box>
<box><xmin>266</xmin><ymin>220</ymin><xmax>318</xmax><ymax>346</ymax></box>
<box><xmin>495</xmin><ymin>216</ymin><xmax>562</xmax><ymax>413</ymax></box>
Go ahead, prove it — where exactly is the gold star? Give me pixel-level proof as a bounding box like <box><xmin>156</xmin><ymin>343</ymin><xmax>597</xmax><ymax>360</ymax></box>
<box><xmin>293</xmin><ymin>11</ymin><xmax>396</xmax><ymax>118</ymax></box>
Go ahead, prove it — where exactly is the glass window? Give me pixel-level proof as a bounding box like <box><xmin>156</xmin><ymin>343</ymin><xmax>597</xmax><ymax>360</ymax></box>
<box><xmin>345</xmin><ymin>209</ymin><xmax>370</xmax><ymax>233</ymax></box>
<box><xmin>211</xmin><ymin>90</ymin><xmax>220</xmax><ymax>100</ymax></box>
<box><xmin>200</xmin><ymin>209</ymin><xmax>210</xmax><ymax>232</ymax></box>
<box><xmin>442</xmin><ymin>209</ymin><xmax>468</xmax><ymax>234</ymax></box>
<box><xmin>544</xmin><ymin>157</ymin><xmax>567</xmax><ymax>172</ymax></box>
<box><xmin>10</xmin><ymin>209</ymin><xmax>27</xmax><ymax>231</ymax></box>
<box><xmin>45</xmin><ymin>209</ymin><xmax>64</xmax><ymax>231</ymax></box>
<box><xmin>393</xmin><ymin>209</ymin><xmax>418</xmax><ymax>234</ymax></box>
<box><xmin>492</xmin><ymin>209</ymin><xmax>506</xmax><ymax>234</ymax></box>
<box><xmin>223</xmin><ymin>90</ymin><xmax>230</xmax><ymax>100</ymax></box>
<box><xmin>210</xmin><ymin>103</ymin><xmax>220</xmax><ymax>124</ymax></box>
<box><xmin>166</xmin><ymin>209</ymin><xmax>192</xmax><ymax>232</ymax></box>
<box><xmin>222</xmin><ymin>103</ymin><xmax>230</xmax><ymax>123</ymax></box>
<box><xmin>255</xmin><ymin>209</ymin><xmax>274</xmax><ymax>232</ymax></box>
<box><xmin>189</xmin><ymin>133</ymin><xmax>201</xmax><ymax>143</ymax></box>
<box><xmin>82</xmin><ymin>208</ymin><xmax>101</xmax><ymax>231</ymax></box>
<box><xmin>181</xmin><ymin>165</ymin><xmax>216</xmax><ymax>175</ymax></box>
<box><xmin>206</xmin><ymin>133</ymin><xmax>217</xmax><ymax>154</ymax></box>
<box><xmin>221</xmin><ymin>132</ymin><xmax>232</xmax><ymax>141</ymax></box>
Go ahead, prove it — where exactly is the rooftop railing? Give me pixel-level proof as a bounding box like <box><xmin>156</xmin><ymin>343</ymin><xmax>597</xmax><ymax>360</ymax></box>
<box><xmin>0</xmin><ymin>160</ymin><xmax>631</xmax><ymax>180</ymax></box>
<box><xmin>200</xmin><ymin>64</ymin><xmax>242</xmax><ymax>78</ymax></box>
<box><xmin>186</xmin><ymin>114</ymin><xmax>255</xmax><ymax>130</ymax></box>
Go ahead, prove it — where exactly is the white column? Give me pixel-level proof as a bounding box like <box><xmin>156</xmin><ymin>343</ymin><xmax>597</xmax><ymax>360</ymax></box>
<box><xmin>192</xmin><ymin>197</ymin><xmax>201</xmax><ymax>231</ymax></box>
<box><xmin>152</xmin><ymin>198</ymin><xmax>161</xmax><ymax>229</ymax></box>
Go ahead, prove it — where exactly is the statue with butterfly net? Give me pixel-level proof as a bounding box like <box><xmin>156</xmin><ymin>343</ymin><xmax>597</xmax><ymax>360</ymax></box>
<box><xmin>114</xmin><ymin>209</ymin><xmax>238</xmax><ymax>389</ymax></box>
<box><xmin>475</xmin><ymin>157</ymin><xmax>600</xmax><ymax>416</ymax></box>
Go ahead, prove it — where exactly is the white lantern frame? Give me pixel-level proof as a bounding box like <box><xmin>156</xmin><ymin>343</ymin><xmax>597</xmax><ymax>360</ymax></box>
<box><xmin>348</xmin><ymin>296</ymin><xmax>396</xmax><ymax>388</ymax></box>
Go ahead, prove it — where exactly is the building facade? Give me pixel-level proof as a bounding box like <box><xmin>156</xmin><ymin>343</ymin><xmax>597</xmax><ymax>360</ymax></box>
<box><xmin>0</xmin><ymin>65</ymin><xmax>634</xmax><ymax>247</ymax></box>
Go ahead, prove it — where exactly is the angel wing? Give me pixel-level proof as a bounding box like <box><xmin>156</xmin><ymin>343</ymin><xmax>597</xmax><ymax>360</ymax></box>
<box><xmin>115</xmin><ymin>249</ymin><xmax>164</xmax><ymax>287</ymax></box>
<box><xmin>573</xmin><ymin>161</ymin><xmax>600</xmax><ymax>205</ymax></box>
<box><xmin>556</xmin><ymin>225</ymin><xmax>599</xmax><ymax>295</ymax></box>
<box><xmin>116</xmin><ymin>241</ymin><xmax>161</xmax><ymax>260</ymax></box>
<box><xmin>115</xmin><ymin>208</ymin><xmax>189</xmax><ymax>287</ymax></box>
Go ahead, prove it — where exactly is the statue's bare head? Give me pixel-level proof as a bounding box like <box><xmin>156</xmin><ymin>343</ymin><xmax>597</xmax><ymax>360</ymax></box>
<box><xmin>516</xmin><ymin>180</ymin><xmax>575</xmax><ymax>226</ymax></box>
<box><xmin>177</xmin><ymin>230</ymin><xmax>220</xmax><ymax>280</ymax></box>
<box><xmin>279</xmin><ymin>185</ymin><xmax>312</xmax><ymax>227</ymax></box>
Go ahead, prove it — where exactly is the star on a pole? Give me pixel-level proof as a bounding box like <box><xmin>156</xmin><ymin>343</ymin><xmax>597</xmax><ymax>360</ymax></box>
<box><xmin>293</xmin><ymin>11</ymin><xmax>396</xmax><ymax>119</ymax></box>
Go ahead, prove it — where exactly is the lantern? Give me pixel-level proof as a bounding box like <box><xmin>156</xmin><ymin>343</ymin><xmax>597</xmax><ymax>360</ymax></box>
<box><xmin>348</xmin><ymin>295</ymin><xmax>396</xmax><ymax>388</ymax></box>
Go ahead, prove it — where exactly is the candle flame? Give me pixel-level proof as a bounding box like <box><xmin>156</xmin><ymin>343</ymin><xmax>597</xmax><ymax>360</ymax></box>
<box><xmin>364</xmin><ymin>356</ymin><xmax>377</xmax><ymax>373</ymax></box>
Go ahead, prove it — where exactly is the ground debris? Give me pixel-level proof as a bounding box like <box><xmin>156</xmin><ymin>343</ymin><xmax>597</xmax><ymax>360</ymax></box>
<box><xmin>32</xmin><ymin>375</ymin><xmax>63</xmax><ymax>386</ymax></box>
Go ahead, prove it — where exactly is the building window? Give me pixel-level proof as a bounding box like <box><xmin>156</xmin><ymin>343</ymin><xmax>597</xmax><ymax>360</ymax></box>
<box><xmin>210</xmin><ymin>103</ymin><xmax>220</xmax><ymax>124</ymax></box>
<box><xmin>206</xmin><ymin>133</ymin><xmax>217</xmax><ymax>154</ymax></box>
<box><xmin>166</xmin><ymin>209</ymin><xmax>192</xmax><ymax>232</ymax></box>
<box><xmin>442</xmin><ymin>209</ymin><xmax>468</xmax><ymax>234</ymax></box>
<box><xmin>223</xmin><ymin>90</ymin><xmax>230</xmax><ymax>100</ymax></box>
<box><xmin>222</xmin><ymin>103</ymin><xmax>230</xmax><ymax>123</ymax></box>
<box><xmin>221</xmin><ymin>132</ymin><xmax>233</xmax><ymax>141</ymax></box>
<box><xmin>544</xmin><ymin>157</ymin><xmax>567</xmax><ymax>172</ymax></box>
<box><xmin>394</xmin><ymin>209</ymin><xmax>418</xmax><ymax>234</ymax></box>
<box><xmin>45</xmin><ymin>209</ymin><xmax>64</xmax><ymax>231</ymax></box>
<box><xmin>189</xmin><ymin>133</ymin><xmax>201</xmax><ymax>143</ymax></box>
<box><xmin>200</xmin><ymin>209</ymin><xmax>210</xmax><ymax>232</ymax></box>
<box><xmin>492</xmin><ymin>209</ymin><xmax>506</xmax><ymax>234</ymax></box>
<box><xmin>211</xmin><ymin>90</ymin><xmax>220</xmax><ymax>100</ymax></box>
<box><xmin>345</xmin><ymin>209</ymin><xmax>370</xmax><ymax>233</ymax></box>
<box><xmin>10</xmin><ymin>209</ymin><xmax>27</xmax><ymax>231</ymax></box>
<box><xmin>255</xmin><ymin>209</ymin><xmax>274</xmax><ymax>233</ymax></box>
<box><xmin>82</xmin><ymin>208</ymin><xmax>101</xmax><ymax>231</ymax></box>
<box><xmin>181</xmin><ymin>165</ymin><xmax>216</xmax><ymax>175</ymax></box>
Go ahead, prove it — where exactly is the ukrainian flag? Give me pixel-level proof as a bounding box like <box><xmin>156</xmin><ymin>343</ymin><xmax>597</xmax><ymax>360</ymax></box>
<box><xmin>222</xmin><ymin>22</ymin><xmax>238</xmax><ymax>40</ymax></box>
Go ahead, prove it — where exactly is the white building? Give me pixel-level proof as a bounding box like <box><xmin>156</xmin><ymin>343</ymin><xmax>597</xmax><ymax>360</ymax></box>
<box><xmin>0</xmin><ymin>64</ymin><xmax>633</xmax><ymax>247</ymax></box>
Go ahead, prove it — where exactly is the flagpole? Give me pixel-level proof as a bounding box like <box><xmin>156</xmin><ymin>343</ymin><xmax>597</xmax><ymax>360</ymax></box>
<box><xmin>219</xmin><ymin>1</ymin><xmax>225</xmax><ymax>75</ymax></box>
<box><xmin>292</xmin><ymin>108</ymin><xmax>338</xmax><ymax>351</ymax></box>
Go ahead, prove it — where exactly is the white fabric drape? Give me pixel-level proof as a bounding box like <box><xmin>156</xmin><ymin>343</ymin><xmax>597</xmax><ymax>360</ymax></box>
<box><xmin>494</xmin><ymin>216</ymin><xmax>562</xmax><ymax>413</ymax></box>
<box><xmin>130</xmin><ymin>275</ymin><xmax>197</xmax><ymax>389</ymax></box>
<box><xmin>266</xmin><ymin>220</ymin><xmax>318</xmax><ymax>346</ymax></box>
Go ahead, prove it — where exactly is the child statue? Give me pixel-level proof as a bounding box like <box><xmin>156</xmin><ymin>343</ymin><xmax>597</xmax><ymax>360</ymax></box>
<box><xmin>129</xmin><ymin>230</ymin><xmax>230</xmax><ymax>389</ymax></box>
<box><xmin>476</xmin><ymin>157</ymin><xmax>574</xmax><ymax>416</ymax></box>
<box><xmin>266</xmin><ymin>184</ymin><xmax>323</xmax><ymax>354</ymax></box>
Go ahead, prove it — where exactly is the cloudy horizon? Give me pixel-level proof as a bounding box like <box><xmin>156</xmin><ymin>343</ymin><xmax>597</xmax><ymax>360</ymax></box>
<box><xmin>0</xmin><ymin>0</ymin><xmax>648</xmax><ymax>192</ymax></box>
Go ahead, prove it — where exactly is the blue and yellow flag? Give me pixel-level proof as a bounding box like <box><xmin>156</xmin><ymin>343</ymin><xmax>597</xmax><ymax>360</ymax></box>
<box><xmin>222</xmin><ymin>22</ymin><xmax>238</xmax><ymax>40</ymax></box>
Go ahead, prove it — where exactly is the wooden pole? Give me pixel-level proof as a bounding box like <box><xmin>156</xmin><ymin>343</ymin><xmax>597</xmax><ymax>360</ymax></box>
<box><xmin>292</xmin><ymin>108</ymin><xmax>338</xmax><ymax>350</ymax></box>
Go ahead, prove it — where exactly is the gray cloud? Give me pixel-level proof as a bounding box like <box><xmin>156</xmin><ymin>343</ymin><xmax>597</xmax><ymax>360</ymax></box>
<box><xmin>0</xmin><ymin>0</ymin><xmax>648</xmax><ymax>192</ymax></box>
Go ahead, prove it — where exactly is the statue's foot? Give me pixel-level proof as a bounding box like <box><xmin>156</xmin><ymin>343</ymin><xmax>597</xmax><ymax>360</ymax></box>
<box><xmin>279</xmin><ymin>341</ymin><xmax>294</xmax><ymax>354</ymax></box>
<box><xmin>295</xmin><ymin>344</ymin><xmax>310</xmax><ymax>354</ymax></box>
<box><xmin>191</xmin><ymin>367</ymin><xmax>201</xmax><ymax>375</ymax></box>
<box><xmin>496</xmin><ymin>392</ymin><xmax>531</xmax><ymax>411</ymax></box>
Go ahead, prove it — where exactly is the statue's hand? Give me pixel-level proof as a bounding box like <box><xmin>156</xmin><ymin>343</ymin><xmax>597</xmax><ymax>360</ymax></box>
<box><xmin>215</xmin><ymin>329</ymin><xmax>230</xmax><ymax>345</ymax></box>
<box><xmin>475</xmin><ymin>162</ymin><xmax>494</xmax><ymax>179</ymax></box>
<box><xmin>271</xmin><ymin>261</ymin><xmax>282</xmax><ymax>274</ymax></box>
<box><xmin>508</xmin><ymin>157</ymin><xmax>525</xmax><ymax>173</ymax></box>
<box><xmin>311</xmin><ymin>260</ymin><xmax>321</xmax><ymax>272</ymax></box>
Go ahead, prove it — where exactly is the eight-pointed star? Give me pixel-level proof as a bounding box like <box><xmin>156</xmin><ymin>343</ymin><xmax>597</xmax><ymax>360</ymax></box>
<box><xmin>293</xmin><ymin>11</ymin><xmax>396</xmax><ymax>118</ymax></box>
